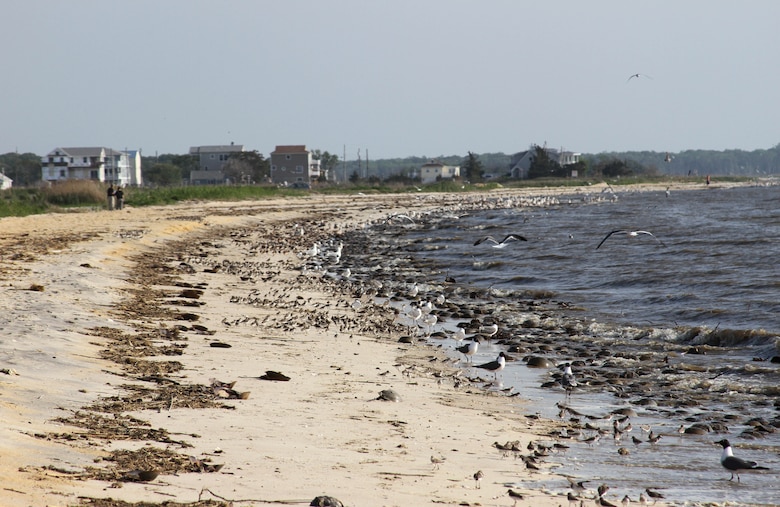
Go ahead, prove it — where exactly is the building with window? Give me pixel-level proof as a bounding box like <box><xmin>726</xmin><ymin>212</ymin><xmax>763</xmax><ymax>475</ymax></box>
<box><xmin>188</xmin><ymin>144</ymin><xmax>245</xmax><ymax>184</ymax></box>
<box><xmin>41</xmin><ymin>147</ymin><xmax>142</xmax><ymax>186</ymax></box>
<box><xmin>420</xmin><ymin>159</ymin><xmax>460</xmax><ymax>184</ymax></box>
<box><xmin>269</xmin><ymin>145</ymin><xmax>320</xmax><ymax>186</ymax></box>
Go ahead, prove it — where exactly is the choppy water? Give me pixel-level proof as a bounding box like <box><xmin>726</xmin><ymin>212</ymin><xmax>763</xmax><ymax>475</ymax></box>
<box><xmin>342</xmin><ymin>183</ymin><xmax>780</xmax><ymax>506</ymax></box>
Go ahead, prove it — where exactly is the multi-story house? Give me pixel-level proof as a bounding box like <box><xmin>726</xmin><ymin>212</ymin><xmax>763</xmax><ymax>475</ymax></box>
<box><xmin>510</xmin><ymin>146</ymin><xmax>581</xmax><ymax>179</ymax></box>
<box><xmin>420</xmin><ymin>159</ymin><xmax>461</xmax><ymax>184</ymax></box>
<box><xmin>41</xmin><ymin>147</ymin><xmax>142</xmax><ymax>186</ymax></box>
<box><xmin>269</xmin><ymin>145</ymin><xmax>320</xmax><ymax>187</ymax></box>
<box><xmin>188</xmin><ymin>143</ymin><xmax>245</xmax><ymax>184</ymax></box>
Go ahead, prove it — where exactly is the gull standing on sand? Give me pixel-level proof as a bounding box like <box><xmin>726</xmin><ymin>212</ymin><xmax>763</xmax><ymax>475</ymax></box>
<box><xmin>456</xmin><ymin>339</ymin><xmax>479</xmax><ymax>363</ymax></box>
<box><xmin>596</xmin><ymin>230</ymin><xmax>665</xmax><ymax>249</ymax></box>
<box><xmin>473</xmin><ymin>233</ymin><xmax>528</xmax><ymax>248</ymax></box>
<box><xmin>715</xmin><ymin>439</ymin><xmax>769</xmax><ymax>481</ymax></box>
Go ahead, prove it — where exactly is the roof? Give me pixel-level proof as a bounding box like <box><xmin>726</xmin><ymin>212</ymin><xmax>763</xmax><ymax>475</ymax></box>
<box><xmin>189</xmin><ymin>145</ymin><xmax>245</xmax><ymax>154</ymax></box>
<box><xmin>271</xmin><ymin>145</ymin><xmax>308</xmax><ymax>154</ymax></box>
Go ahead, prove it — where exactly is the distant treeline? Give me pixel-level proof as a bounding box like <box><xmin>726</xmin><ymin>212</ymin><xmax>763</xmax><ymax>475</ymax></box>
<box><xmin>2</xmin><ymin>144</ymin><xmax>778</xmax><ymax>186</ymax></box>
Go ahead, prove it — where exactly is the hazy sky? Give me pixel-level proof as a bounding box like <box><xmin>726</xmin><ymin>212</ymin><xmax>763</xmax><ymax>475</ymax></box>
<box><xmin>2</xmin><ymin>1</ymin><xmax>778</xmax><ymax>159</ymax></box>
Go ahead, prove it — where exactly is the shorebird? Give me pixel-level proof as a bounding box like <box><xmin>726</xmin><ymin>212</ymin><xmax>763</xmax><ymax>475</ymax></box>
<box><xmin>507</xmin><ymin>489</ymin><xmax>524</xmax><ymax>506</ymax></box>
<box><xmin>596</xmin><ymin>229</ymin><xmax>665</xmax><ymax>249</ymax></box>
<box><xmin>473</xmin><ymin>233</ymin><xmax>528</xmax><ymax>248</ymax></box>
<box><xmin>475</xmin><ymin>352</ymin><xmax>506</xmax><ymax>379</ymax></box>
<box><xmin>627</xmin><ymin>73</ymin><xmax>653</xmax><ymax>82</ymax></box>
<box><xmin>473</xmin><ymin>470</ymin><xmax>484</xmax><ymax>488</ymax></box>
<box><xmin>644</xmin><ymin>488</ymin><xmax>664</xmax><ymax>504</ymax></box>
<box><xmin>715</xmin><ymin>439</ymin><xmax>769</xmax><ymax>482</ymax></box>
<box><xmin>456</xmin><ymin>339</ymin><xmax>478</xmax><ymax>363</ymax></box>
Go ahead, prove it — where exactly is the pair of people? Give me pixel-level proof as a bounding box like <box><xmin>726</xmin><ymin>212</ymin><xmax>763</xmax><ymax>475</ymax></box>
<box><xmin>107</xmin><ymin>185</ymin><xmax>125</xmax><ymax>210</ymax></box>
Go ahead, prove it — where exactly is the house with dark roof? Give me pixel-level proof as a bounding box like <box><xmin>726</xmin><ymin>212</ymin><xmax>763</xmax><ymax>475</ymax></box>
<box><xmin>188</xmin><ymin>143</ymin><xmax>245</xmax><ymax>184</ymax></box>
<box><xmin>269</xmin><ymin>145</ymin><xmax>320</xmax><ymax>186</ymax></box>
<box><xmin>41</xmin><ymin>147</ymin><xmax>142</xmax><ymax>186</ymax></box>
<box><xmin>509</xmin><ymin>146</ymin><xmax>581</xmax><ymax>178</ymax></box>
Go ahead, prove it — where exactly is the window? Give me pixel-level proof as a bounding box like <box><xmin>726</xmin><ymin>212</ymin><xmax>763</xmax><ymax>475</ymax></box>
<box><xmin>295</xmin><ymin>165</ymin><xmax>303</xmax><ymax>173</ymax></box>
<box><xmin>210</xmin><ymin>154</ymin><xmax>215</xmax><ymax>159</ymax></box>
<box><xmin>59</xmin><ymin>169</ymin><xmax>66</xmax><ymax>177</ymax></box>
<box><xmin>285</xmin><ymin>154</ymin><xmax>291</xmax><ymax>160</ymax></box>
<box><xmin>271</xmin><ymin>165</ymin><xmax>277</xmax><ymax>171</ymax></box>
<box><xmin>70</xmin><ymin>157</ymin><xmax>74</xmax><ymax>163</ymax></box>
<box><xmin>83</xmin><ymin>157</ymin><xmax>88</xmax><ymax>163</ymax></box>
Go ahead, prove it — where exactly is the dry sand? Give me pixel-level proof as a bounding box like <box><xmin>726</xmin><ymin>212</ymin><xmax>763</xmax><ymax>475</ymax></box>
<box><xmin>0</xmin><ymin>184</ymin><xmax>712</xmax><ymax>507</ymax></box>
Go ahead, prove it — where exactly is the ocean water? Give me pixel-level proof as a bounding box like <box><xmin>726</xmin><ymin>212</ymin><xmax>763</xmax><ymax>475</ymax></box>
<box><xmin>343</xmin><ymin>183</ymin><xmax>780</xmax><ymax>506</ymax></box>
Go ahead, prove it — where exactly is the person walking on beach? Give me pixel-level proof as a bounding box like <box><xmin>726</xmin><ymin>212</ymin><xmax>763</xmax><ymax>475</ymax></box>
<box><xmin>115</xmin><ymin>186</ymin><xmax>124</xmax><ymax>210</ymax></box>
<box><xmin>706</xmin><ymin>174</ymin><xmax>711</xmax><ymax>186</ymax></box>
<box><xmin>107</xmin><ymin>185</ymin><xmax>115</xmax><ymax>210</ymax></box>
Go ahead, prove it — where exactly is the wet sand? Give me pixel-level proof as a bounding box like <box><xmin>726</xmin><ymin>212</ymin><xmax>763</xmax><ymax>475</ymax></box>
<box><xmin>0</xmin><ymin>184</ymin><xmax>716</xmax><ymax>506</ymax></box>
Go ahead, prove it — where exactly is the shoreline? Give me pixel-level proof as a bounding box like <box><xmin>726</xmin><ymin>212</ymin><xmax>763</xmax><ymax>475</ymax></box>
<box><xmin>0</xmin><ymin>183</ymin><xmax>747</xmax><ymax>506</ymax></box>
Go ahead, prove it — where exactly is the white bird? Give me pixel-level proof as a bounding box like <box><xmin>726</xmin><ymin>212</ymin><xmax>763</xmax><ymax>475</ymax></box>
<box><xmin>473</xmin><ymin>233</ymin><xmax>528</xmax><ymax>248</ymax></box>
<box><xmin>478</xmin><ymin>323</ymin><xmax>499</xmax><ymax>338</ymax></box>
<box><xmin>596</xmin><ymin>230</ymin><xmax>665</xmax><ymax>249</ymax></box>
<box><xmin>715</xmin><ymin>439</ymin><xmax>769</xmax><ymax>482</ymax></box>
<box><xmin>452</xmin><ymin>327</ymin><xmax>466</xmax><ymax>344</ymax></box>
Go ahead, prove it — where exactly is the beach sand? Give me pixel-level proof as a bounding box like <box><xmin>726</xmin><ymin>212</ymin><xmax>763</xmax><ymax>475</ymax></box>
<box><xmin>0</xmin><ymin>184</ymin><xmax>711</xmax><ymax>507</ymax></box>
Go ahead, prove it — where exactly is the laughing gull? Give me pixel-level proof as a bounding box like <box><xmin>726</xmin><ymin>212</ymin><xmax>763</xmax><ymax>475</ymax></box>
<box><xmin>473</xmin><ymin>233</ymin><xmax>528</xmax><ymax>248</ymax></box>
<box><xmin>715</xmin><ymin>439</ymin><xmax>769</xmax><ymax>482</ymax></box>
<box><xmin>475</xmin><ymin>352</ymin><xmax>506</xmax><ymax>379</ymax></box>
<box><xmin>456</xmin><ymin>339</ymin><xmax>478</xmax><ymax>363</ymax></box>
<box><xmin>596</xmin><ymin>230</ymin><xmax>665</xmax><ymax>249</ymax></box>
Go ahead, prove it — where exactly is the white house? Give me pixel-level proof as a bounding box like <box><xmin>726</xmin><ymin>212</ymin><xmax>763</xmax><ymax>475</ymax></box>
<box><xmin>41</xmin><ymin>147</ymin><xmax>142</xmax><ymax>186</ymax></box>
<box><xmin>0</xmin><ymin>172</ymin><xmax>12</xmax><ymax>190</ymax></box>
<box><xmin>510</xmin><ymin>146</ymin><xmax>581</xmax><ymax>179</ymax></box>
<box><xmin>420</xmin><ymin>159</ymin><xmax>461</xmax><ymax>184</ymax></box>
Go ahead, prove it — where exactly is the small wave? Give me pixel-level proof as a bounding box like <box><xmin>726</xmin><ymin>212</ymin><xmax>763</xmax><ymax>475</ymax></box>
<box><xmin>677</xmin><ymin>326</ymin><xmax>779</xmax><ymax>349</ymax></box>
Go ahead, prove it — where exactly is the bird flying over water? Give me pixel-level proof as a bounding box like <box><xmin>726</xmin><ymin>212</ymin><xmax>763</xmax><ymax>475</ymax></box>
<box><xmin>596</xmin><ymin>230</ymin><xmax>665</xmax><ymax>249</ymax></box>
<box><xmin>473</xmin><ymin>234</ymin><xmax>528</xmax><ymax>248</ymax></box>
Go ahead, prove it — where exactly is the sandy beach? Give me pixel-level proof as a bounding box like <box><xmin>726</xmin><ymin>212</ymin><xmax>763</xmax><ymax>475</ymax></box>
<box><xmin>0</xmin><ymin>184</ymin><xmax>719</xmax><ymax>507</ymax></box>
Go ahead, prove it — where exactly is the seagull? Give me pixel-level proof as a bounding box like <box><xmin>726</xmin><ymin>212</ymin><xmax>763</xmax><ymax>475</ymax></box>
<box><xmin>456</xmin><ymin>339</ymin><xmax>478</xmax><ymax>363</ymax></box>
<box><xmin>475</xmin><ymin>352</ymin><xmax>506</xmax><ymax>379</ymax></box>
<box><xmin>596</xmin><ymin>230</ymin><xmax>665</xmax><ymax>249</ymax></box>
<box><xmin>560</xmin><ymin>362</ymin><xmax>578</xmax><ymax>395</ymax></box>
<box><xmin>715</xmin><ymin>439</ymin><xmax>769</xmax><ymax>482</ymax></box>
<box><xmin>627</xmin><ymin>73</ymin><xmax>653</xmax><ymax>82</ymax></box>
<box><xmin>473</xmin><ymin>233</ymin><xmax>528</xmax><ymax>248</ymax></box>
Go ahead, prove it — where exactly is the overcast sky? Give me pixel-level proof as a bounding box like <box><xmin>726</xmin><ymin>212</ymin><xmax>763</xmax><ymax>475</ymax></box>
<box><xmin>2</xmin><ymin>1</ymin><xmax>778</xmax><ymax>159</ymax></box>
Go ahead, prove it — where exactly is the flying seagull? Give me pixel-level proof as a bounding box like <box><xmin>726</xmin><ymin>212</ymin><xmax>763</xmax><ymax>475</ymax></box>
<box><xmin>596</xmin><ymin>230</ymin><xmax>665</xmax><ymax>249</ymax></box>
<box><xmin>473</xmin><ymin>234</ymin><xmax>528</xmax><ymax>248</ymax></box>
<box><xmin>715</xmin><ymin>439</ymin><xmax>769</xmax><ymax>482</ymax></box>
<box><xmin>627</xmin><ymin>73</ymin><xmax>653</xmax><ymax>82</ymax></box>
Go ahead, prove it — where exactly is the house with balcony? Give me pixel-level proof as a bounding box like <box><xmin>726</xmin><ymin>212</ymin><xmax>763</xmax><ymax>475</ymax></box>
<box><xmin>188</xmin><ymin>144</ymin><xmax>245</xmax><ymax>184</ymax></box>
<box><xmin>509</xmin><ymin>146</ymin><xmax>581</xmax><ymax>179</ymax></box>
<box><xmin>269</xmin><ymin>145</ymin><xmax>320</xmax><ymax>186</ymax></box>
<box><xmin>420</xmin><ymin>159</ymin><xmax>460</xmax><ymax>184</ymax></box>
<box><xmin>41</xmin><ymin>147</ymin><xmax>142</xmax><ymax>186</ymax></box>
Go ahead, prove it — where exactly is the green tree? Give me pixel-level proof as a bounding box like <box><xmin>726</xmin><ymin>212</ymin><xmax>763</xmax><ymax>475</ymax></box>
<box><xmin>144</xmin><ymin>163</ymin><xmax>183</xmax><ymax>186</ymax></box>
<box><xmin>222</xmin><ymin>150</ymin><xmax>270</xmax><ymax>183</ymax></box>
<box><xmin>462</xmin><ymin>152</ymin><xmax>484</xmax><ymax>181</ymax></box>
<box><xmin>312</xmin><ymin>149</ymin><xmax>339</xmax><ymax>180</ymax></box>
<box><xmin>528</xmin><ymin>145</ymin><xmax>564</xmax><ymax>178</ymax></box>
<box><xmin>0</xmin><ymin>152</ymin><xmax>42</xmax><ymax>186</ymax></box>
